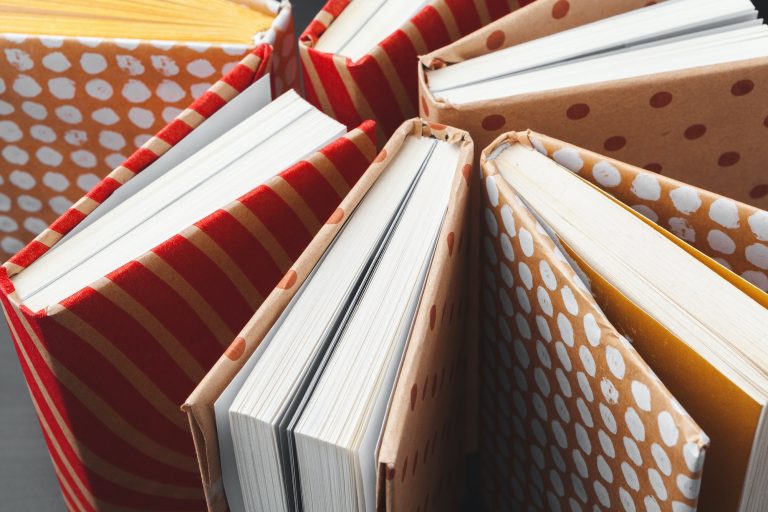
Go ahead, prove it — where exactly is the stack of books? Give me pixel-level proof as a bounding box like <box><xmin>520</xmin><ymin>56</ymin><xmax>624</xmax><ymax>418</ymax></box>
<box><xmin>1</xmin><ymin>1</ymin><xmax>767</xmax><ymax>511</ymax></box>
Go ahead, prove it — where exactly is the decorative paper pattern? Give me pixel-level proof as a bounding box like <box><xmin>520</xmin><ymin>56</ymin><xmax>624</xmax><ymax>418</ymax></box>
<box><xmin>299</xmin><ymin>0</ymin><xmax>529</xmax><ymax>138</ymax></box>
<box><xmin>420</xmin><ymin>0</ymin><xmax>768</xmax><ymax>209</ymax></box>
<box><xmin>0</xmin><ymin>0</ymin><xmax>299</xmax><ymax>260</ymax></box>
<box><xmin>527</xmin><ymin>131</ymin><xmax>768</xmax><ymax>293</ymax></box>
<box><xmin>184</xmin><ymin>120</ymin><xmax>473</xmax><ymax>512</ymax></box>
<box><xmin>376</xmin><ymin>122</ymin><xmax>474</xmax><ymax>512</ymax></box>
<box><xmin>478</xmin><ymin>159</ymin><xmax>709</xmax><ymax>512</ymax></box>
<box><xmin>0</xmin><ymin>45</ymin><xmax>375</xmax><ymax>512</ymax></box>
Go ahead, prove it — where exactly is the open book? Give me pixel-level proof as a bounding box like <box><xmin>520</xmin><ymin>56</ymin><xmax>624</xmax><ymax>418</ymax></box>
<box><xmin>0</xmin><ymin>0</ymin><xmax>298</xmax><ymax>260</ymax></box>
<box><xmin>481</xmin><ymin>130</ymin><xmax>768</xmax><ymax>511</ymax></box>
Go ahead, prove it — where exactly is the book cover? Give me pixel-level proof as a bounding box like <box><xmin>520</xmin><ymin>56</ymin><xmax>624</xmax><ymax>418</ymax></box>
<box><xmin>419</xmin><ymin>0</ymin><xmax>768</xmax><ymax>209</ymax></box>
<box><xmin>0</xmin><ymin>46</ymin><xmax>375</xmax><ymax>511</ymax></box>
<box><xmin>299</xmin><ymin>0</ymin><xmax>530</xmax><ymax>139</ymax></box>
<box><xmin>0</xmin><ymin>0</ymin><xmax>300</xmax><ymax>260</ymax></box>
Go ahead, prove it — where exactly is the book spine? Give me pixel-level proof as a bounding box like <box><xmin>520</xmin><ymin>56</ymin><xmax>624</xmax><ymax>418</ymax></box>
<box><xmin>298</xmin><ymin>0</ymin><xmax>516</xmax><ymax>141</ymax></box>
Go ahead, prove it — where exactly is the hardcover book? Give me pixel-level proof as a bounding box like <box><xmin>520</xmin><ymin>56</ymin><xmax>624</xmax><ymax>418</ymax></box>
<box><xmin>419</xmin><ymin>0</ymin><xmax>768</xmax><ymax>208</ymax></box>
<box><xmin>0</xmin><ymin>48</ymin><xmax>375</xmax><ymax>511</ymax></box>
<box><xmin>0</xmin><ymin>0</ymin><xmax>300</xmax><ymax>259</ymax></box>
<box><xmin>299</xmin><ymin>0</ymin><xmax>530</xmax><ymax>139</ymax></box>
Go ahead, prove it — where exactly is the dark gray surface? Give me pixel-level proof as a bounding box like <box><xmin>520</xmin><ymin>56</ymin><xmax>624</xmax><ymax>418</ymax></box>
<box><xmin>0</xmin><ymin>2</ymin><xmax>325</xmax><ymax>510</ymax></box>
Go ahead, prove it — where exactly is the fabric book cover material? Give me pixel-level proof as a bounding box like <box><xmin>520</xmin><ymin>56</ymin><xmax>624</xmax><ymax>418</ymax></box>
<box><xmin>0</xmin><ymin>0</ymin><xmax>299</xmax><ymax>261</ymax></box>
<box><xmin>480</xmin><ymin>129</ymin><xmax>768</xmax><ymax>511</ymax></box>
<box><xmin>0</xmin><ymin>47</ymin><xmax>376</xmax><ymax>511</ymax></box>
<box><xmin>479</xmin><ymin>131</ymin><xmax>709</xmax><ymax>511</ymax></box>
<box><xmin>299</xmin><ymin>0</ymin><xmax>531</xmax><ymax>139</ymax></box>
<box><xmin>419</xmin><ymin>0</ymin><xmax>768</xmax><ymax>209</ymax></box>
<box><xmin>184</xmin><ymin>119</ymin><xmax>474</xmax><ymax>512</ymax></box>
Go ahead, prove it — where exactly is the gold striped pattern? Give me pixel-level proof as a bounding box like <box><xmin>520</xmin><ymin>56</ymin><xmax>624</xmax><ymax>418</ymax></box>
<box><xmin>139</xmin><ymin>252</ymin><xmax>235</xmax><ymax>346</ymax></box>
<box><xmin>224</xmin><ymin>202</ymin><xmax>294</xmax><ymax>274</ymax></box>
<box><xmin>181</xmin><ymin>226</ymin><xmax>263</xmax><ymax>310</ymax></box>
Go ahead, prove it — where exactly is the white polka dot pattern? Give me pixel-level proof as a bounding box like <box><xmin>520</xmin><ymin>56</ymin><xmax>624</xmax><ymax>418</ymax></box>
<box><xmin>527</xmin><ymin>132</ymin><xmax>768</xmax><ymax>293</ymax></box>
<box><xmin>0</xmin><ymin>1</ymin><xmax>300</xmax><ymax>260</ymax></box>
<box><xmin>478</xmin><ymin>167</ymin><xmax>708</xmax><ymax>511</ymax></box>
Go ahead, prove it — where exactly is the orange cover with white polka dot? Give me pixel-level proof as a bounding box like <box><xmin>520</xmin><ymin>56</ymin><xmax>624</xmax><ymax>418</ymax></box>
<box><xmin>0</xmin><ymin>0</ymin><xmax>300</xmax><ymax>261</ymax></box>
<box><xmin>419</xmin><ymin>0</ymin><xmax>768</xmax><ymax>210</ymax></box>
<box><xmin>480</xmin><ymin>129</ymin><xmax>768</xmax><ymax>511</ymax></box>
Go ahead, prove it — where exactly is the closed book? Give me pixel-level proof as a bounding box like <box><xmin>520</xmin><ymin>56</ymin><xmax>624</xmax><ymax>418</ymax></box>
<box><xmin>0</xmin><ymin>0</ymin><xmax>300</xmax><ymax>260</ymax></box>
<box><xmin>419</xmin><ymin>0</ymin><xmax>768</xmax><ymax>208</ymax></box>
<box><xmin>0</xmin><ymin>48</ymin><xmax>376</xmax><ymax>511</ymax></box>
<box><xmin>299</xmin><ymin>0</ymin><xmax>530</xmax><ymax>139</ymax></box>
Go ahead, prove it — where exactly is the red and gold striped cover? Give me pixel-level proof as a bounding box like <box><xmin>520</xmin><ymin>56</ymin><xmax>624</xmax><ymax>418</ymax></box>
<box><xmin>299</xmin><ymin>0</ymin><xmax>534</xmax><ymax>139</ymax></box>
<box><xmin>0</xmin><ymin>44</ymin><xmax>377</xmax><ymax>512</ymax></box>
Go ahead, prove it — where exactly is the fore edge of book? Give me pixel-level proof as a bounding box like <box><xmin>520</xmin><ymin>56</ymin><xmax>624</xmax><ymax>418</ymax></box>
<box><xmin>740</xmin><ymin>403</ymin><xmax>768</xmax><ymax>511</ymax></box>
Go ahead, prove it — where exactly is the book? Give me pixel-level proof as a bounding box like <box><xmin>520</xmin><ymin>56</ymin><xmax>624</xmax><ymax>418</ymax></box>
<box><xmin>480</xmin><ymin>129</ymin><xmax>768</xmax><ymax>511</ymax></box>
<box><xmin>0</xmin><ymin>0</ymin><xmax>299</xmax><ymax>260</ymax></box>
<box><xmin>299</xmin><ymin>0</ymin><xmax>527</xmax><ymax>138</ymax></box>
<box><xmin>419</xmin><ymin>0</ymin><xmax>768</xmax><ymax>208</ymax></box>
<box><xmin>0</xmin><ymin>55</ymin><xmax>376</xmax><ymax>511</ymax></box>
<box><xmin>183</xmin><ymin>120</ymin><xmax>475</xmax><ymax>512</ymax></box>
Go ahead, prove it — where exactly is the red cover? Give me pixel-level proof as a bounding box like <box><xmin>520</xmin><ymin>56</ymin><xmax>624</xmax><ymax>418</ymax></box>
<box><xmin>0</xmin><ymin>44</ymin><xmax>377</xmax><ymax>512</ymax></box>
<box><xmin>299</xmin><ymin>0</ymin><xmax>533</xmax><ymax>138</ymax></box>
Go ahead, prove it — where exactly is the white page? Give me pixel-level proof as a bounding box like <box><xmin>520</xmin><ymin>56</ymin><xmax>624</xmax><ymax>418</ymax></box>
<box><xmin>315</xmin><ymin>0</ymin><xmax>431</xmax><ymax>61</ymax></box>
<box><xmin>14</xmin><ymin>92</ymin><xmax>346</xmax><ymax>310</ymax></box>
<box><xmin>437</xmin><ymin>25</ymin><xmax>768</xmax><ymax>104</ymax></box>
<box><xmin>61</xmin><ymin>74</ymin><xmax>272</xmax><ymax>241</ymax></box>
<box><xmin>228</xmin><ymin>137</ymin><xmax>438</xmax><ymax>512</ymax></box>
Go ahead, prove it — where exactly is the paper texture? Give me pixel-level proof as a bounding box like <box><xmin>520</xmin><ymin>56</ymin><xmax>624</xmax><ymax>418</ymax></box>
<box><xmin>0</xmin><ymin>0</ymin><xmax>299</xmax><ymax>260</ymax></box>
<box><xmin>511</xmin><ymin>130</ymin><xmax>768</xmax><ymax>511</ymax></box>
<box><xmin>376</xmin><ymin>122</ymin><xmax>474</xmax><ymax>512</ymax></box>
<box><xmin>184</xmin><ymin>119</ymin><xmax>473</xmax><ymax>512</ymax></box>
<box><xmin>478</xmin><ymin>133</ymin><xmax>710</xmax><ymax>511</ymax></box>
<box><xmin>522</xmin><ymin>131</ymin><xmax>768</xmax><ymax>295</ymax></box>
<box><xmin>419</xmin><ymin>0</ymin><xmax>768</xmax><ymax>209</ymax></box>
<box><xmin>0</xmin><ymin>47</ymin><xmax>376</xmax><ymax>511</ymax></box>
<box><xmin>298</xmin><ymin>0</ymin><xmax>529</xmax><ymax>139</ymax></box>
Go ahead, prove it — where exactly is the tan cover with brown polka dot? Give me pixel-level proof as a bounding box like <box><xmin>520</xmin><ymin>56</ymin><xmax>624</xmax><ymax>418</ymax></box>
<box><xmin>419</xmin><ymin>0</ymin><xmax>768</xmax><ymax>210</ymax></box>
<box><xmin>0</xmin><ymin>0</ymin><xmax>300</xmax><ymax>261</ymax></box>
<box><xmin>480</xmin><ymin>129</ymin><xmax>768</xmax><ymax>511</ymax></box>
<box><xmin>184</xmin><ymin>119</ymin><xmax>475</xmax><ymax>512</ymax></box>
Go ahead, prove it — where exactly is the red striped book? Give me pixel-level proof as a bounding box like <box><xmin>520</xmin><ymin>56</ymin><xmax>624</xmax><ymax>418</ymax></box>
<box><xmin>0</xmin><ymin>45</ymin><xmax>376</xmax><ymax>512</ymax></box>
<box><xmin>299</xmin><ymin>0</ymin><xmax>533</xmax><ymax>140</ymax></box>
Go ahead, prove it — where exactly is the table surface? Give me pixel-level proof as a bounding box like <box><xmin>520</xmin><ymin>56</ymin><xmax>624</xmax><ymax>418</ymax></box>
<box><xmin>0</xmin><ymin>3</ymin><xmax>324</xmax><ymax>509</ymax></box>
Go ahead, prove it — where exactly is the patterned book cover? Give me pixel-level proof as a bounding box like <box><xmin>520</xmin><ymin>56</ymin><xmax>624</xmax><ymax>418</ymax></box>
<box><xmin>480</xmin><ymin>129</ymin><xmax>768</xmax><ymax>511</ymax></box>
<box><xmin>419</xmin><ymin>0</ymin><xmax>768</xmax><ymax>209</ymax></box>
<box><xmin>479</xmin><ymin>131</ymin><xmax>710</xmax><ymax>511</ymax></box>
<box><xmin>0</xmin><ymin>46</ymin><xmax>376</xmax><ymax>512</ymax></box>
<box><xmin>0</xmin><ymin>0</ymin><xmax>299</xmax><ymax>260</ymax></box>
<box><xmin>184</xmin><ymin>119</ymin><xmax>474</xmax><ymax>512</ymax></box>
<box><xmin>299</xmin><ymin>0</ymin><xmax>532</xmax><ymax>139</ymax></box>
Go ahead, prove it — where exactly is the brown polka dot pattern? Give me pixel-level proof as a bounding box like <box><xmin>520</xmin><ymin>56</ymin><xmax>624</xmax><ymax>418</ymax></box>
<box><xmin>649</xmin><ymin>91</ymin><xmax>673</xmax><ymax>108</ymax></box>
<box><xmin>482</xmin><ymin>114</ymin><xmax>507</xmax><ymax>131</ymax></box>
<box><xmin>603</xmin><ymin>136</ymin><xmax>626</xmax><ymax>152</ymax></box>
<box><xmin>486</xmin><ymin>30</ymin><xmax>506</xmax><ymax>50</ymax></box>
<box><xmin>731</xmin><ymin>79</ymin><xmax>754</xmax><ymax>96</ymax></box>
<box><xmin>683</xmin><ymin>125</ymin><xmax>706</xmax><ymax>140</ymax></box>
<box><xmin>718</xmin><ymin>152</ymin><xmax>740</xmax><ymax>168</ymax></box>
<box><xmin>552</xmin><ymin>0</ymin><xmax>570</xmax><ymax>19</ymax></box>
<box><xmin>567</xmin><ymin>103</ymin><xmax>590</xmax><ymax>120</ymax></box>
